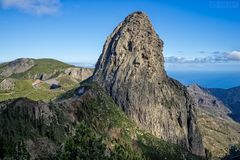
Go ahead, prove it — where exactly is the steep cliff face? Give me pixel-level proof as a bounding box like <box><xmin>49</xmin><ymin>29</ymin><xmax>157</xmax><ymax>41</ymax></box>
<box><xmin>92</xmin><ymin>11</ymin><xmax>205</xmax><ymax>156</ymax></box>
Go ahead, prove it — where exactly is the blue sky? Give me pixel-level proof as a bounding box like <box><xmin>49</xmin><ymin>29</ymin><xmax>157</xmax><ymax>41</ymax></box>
<box><xmin>0</xmin><ymin>0</ymin><xmax>240</xmax><ymax>71</ymax></box>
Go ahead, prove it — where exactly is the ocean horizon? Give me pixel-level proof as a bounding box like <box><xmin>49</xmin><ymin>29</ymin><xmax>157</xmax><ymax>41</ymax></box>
<box><xmin>70</xmin><ymin>62</ymin><xmax>240</xmax><ymax>89</ymax></box>
<box><xmin>167</xmin><ymin>70</ymin><xmax>240</xmax><ymax>89</ymax></box>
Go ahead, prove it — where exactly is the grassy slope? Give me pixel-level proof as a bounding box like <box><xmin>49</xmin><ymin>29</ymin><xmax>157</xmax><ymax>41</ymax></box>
<box><xmin>0</xmin><ymin>59</ymin><xmax>80</xmax><ymax>102</ymax></box>
<box><xmin>11</xmin><ymin>58</ymin><xmax>72</xmax><ymax>79</ymax></box>
<box><xmin>197</xmin><ymin>110</ymin><xmax>240</xmax><ymax>159</ymax></box>
<box><xmin>0</xmin><ymin>77</ymin><xmax>79</xmax><ymax>102</ymax></box>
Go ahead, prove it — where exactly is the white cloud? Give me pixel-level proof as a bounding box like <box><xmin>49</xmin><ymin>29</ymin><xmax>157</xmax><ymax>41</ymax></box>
<box><xmin>164</xmin><ymin>56</ymin><xmax>187</xmax><ymax>63</ymax></box>
<box><xmin>0</xmin><ymin>0</ymin><xmax>61</xmax><ymax>15</ymax></box>
<box><xmin>226</xmin><ymin>51</ymin><xmax>240</xmax><ymax>61</ymax></box>
<box><xmin>165</xmin><ymin>50</ymin><xmax>240</xmax><ymax>63</ymax></box>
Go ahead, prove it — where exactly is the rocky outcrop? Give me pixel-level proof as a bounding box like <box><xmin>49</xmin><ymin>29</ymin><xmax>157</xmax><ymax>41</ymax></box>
<box><xmin>36</xmin><ymin>67</ymin><xmax>93</xmax><ymax>81</ymax></box>
<box><xmin>92</xmin><ymin>11</ymin><xmax>205</xmax><ymax>156</ymax></box>
<box><xmin>38</xmin><ymin>73</ymin><xmax>56</xmax><ymax>81</ymax></box>
<box><xmin>0</xmin><ymin>78</ymin><xmax>15</xmax><ymax>91</ymax></box>
<box><xmin>187</xmin><ymin>84</ymin><xmax>231</xmax><ymax>119</ymax></box>
<box><xmin>0</xmin><ymin>98</ymin><xmax>53</xmax><ymax>121</ymax></box>
<box><xmin>0</xmin><ymin>58</ymin><xmax>34</xmax><ymax>78</ymax></box>
<box><xmin>64</xmin><ymin>67</ymin><xmax>93</xmax><ymax>81</ymax></box>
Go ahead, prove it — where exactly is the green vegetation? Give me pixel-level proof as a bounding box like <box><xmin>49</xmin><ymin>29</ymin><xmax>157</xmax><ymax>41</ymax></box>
<box><xmin>0</xmin><ymin>99</ymin><xmax>70</xmax><ymax>159</ymax></box>
<box><xmin>77</xmin><ymin>82</ymin><xmax>136</xmax><ymax>132</ymax></box>
<box><xmin>0</xmin><ymin>77</ymin><xmax>79</xmax><ymax>102</ymax></box>
<box><xmin>137</xmin><ymin>133</ymin><xmax>201</xmax><ymax>160</ymax></box>
<box><xmin>57</xmin><ymin>75</ymin><xmax>79</xmax><ymax>90</ymax></box>
<box><xmin>0</xmin><ymin>62</ymin><xmax>7</xmax><ymax>69</ymax></box>
<box><xmin>11</xmin><ymin>59</ymin><xmax>72</xmax><ymax>79</ymax></box>
<box><xmin>0</xmin><ymin>59</ymin><xmax>82</xmax><ymax>102</ymax></box>
<box><xmin>57</xmin><ymin>122</ymin><xmax>144</xmax><ymax>160</ymax></box>
<box><xmin>58</xmin><ymin>122</ymin><xmax>108</xmax><ymax>159</ymax></box>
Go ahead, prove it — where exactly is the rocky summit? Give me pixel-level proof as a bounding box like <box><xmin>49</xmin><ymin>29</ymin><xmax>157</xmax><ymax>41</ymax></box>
<box><xmin>0</xmin><ymin>58</ymin><xmax>35</xmax><ymax>78</ymax></box>
<box><xmin>92</xmin><ymin>11</ymin><xmax>205</xmax><ymax>156</ymax></box>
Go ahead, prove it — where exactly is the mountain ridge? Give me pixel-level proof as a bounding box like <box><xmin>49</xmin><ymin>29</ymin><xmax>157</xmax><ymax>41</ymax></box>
<box><xmin>205</xmin><ymin>86</ymin><xmax>240</xmax><ymax>123</ymax></box>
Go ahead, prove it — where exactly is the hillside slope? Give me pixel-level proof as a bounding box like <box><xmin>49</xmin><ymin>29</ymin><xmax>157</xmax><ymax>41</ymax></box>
<box><xmin>187</xmin><ymin>84</ymin><xmax>240</xmax><ymax>158</ymax></box>
<box><xmin>0</xmin><ymin>58</ymin><xmax>93</xmax><ymax>80</ymax></box>
<box><xmin>0</xmin><ymin>59</ymin><xmax>93</xmax><ymax>102</ymax></box>
<box><xmin>207</xmin><ymin>86</ymin><xmax>240</xmax><ymax>122</ymax></box>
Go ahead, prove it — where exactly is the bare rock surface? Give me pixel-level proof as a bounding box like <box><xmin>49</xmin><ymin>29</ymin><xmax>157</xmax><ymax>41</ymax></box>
<box><xmin>187</xmin><ymin>84</ymin><xmax>231</xmax><ymax>119</ymax></box>
<box><xmin>92</xmin><ymin>11</ymin><xmax>205</xmax><ymax>156</ymax></box>
<box><xmin>45</xmin><ymin>78</ymin><xmax>59</xmax><ymax>86</ymax></box>
<box><xmin>64</xmin><ymin>67</ymin><xmax>93</xmax><ymax>81</ymax></box>
<box><xmin>0</xmin><ymin>58</ymin><xmax>34</xmax><ymax>78</ymax></box>
<box><xmin>0</xmin><ymin>78</ymin><xmax>15</xmax><ymax>91</ymax></box>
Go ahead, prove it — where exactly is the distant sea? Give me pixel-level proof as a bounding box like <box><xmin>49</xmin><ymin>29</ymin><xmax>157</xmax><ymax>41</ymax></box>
<box><xmin>167</xmin><ymin>70</ymin><xmax>240</xmax><ymax>89</ymax></box>
<box><xmin>70</xmin><ymin>62</ymin><xmax>240</xmax><ymax>89</ymax></box>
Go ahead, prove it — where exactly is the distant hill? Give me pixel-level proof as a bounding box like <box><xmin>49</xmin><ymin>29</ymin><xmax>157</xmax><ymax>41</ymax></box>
<box><xmin>187</xmin><ymin>84</ymin><xmax>231</xmax><ymax>118</ymax></box>
<box><xmin>0</xmin><ymin>58</ymin><xmax>72</xmax><ymax>80</ymax></box>
<box><xmin>187</xmin><ymin>84</ymin><xmax>240</xmax><ymax>158</ymax></box>
<box><xmin>0</xmin><ymin>58</ymin><xmax>93</xmax><ymax>102</ymax></box>
<box><xmin>207</xmin><ymin>86</ymin><xmax>240</xmax><ymax>122</ymax></box>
